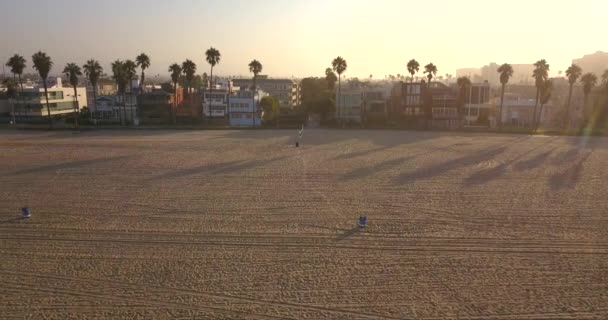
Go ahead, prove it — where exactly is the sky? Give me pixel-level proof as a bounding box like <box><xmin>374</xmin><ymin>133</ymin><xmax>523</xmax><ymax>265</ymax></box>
<box><xmin>1</xmin><ymin>0</ymin><xmax>607</xmax><ymax>79</ymax></box>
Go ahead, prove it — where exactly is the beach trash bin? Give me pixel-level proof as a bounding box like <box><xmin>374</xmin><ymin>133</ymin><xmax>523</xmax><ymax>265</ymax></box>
<box><xmin>358</xmin><ymin>215</ymin><xmax>367</xmax><ymax>228</ymax></box>
<box><xmin>21</xmin><ymin>207</ymin><xmax>31</xmax><ymax>218</ymax></box>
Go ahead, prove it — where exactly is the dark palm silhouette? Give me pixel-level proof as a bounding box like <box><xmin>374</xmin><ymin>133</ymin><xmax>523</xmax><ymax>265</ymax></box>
<box><xmin>424</xmin><ymin>63</ymin><xmax>437</xmax><ymax>84</ymax></box>
<box><xmin>32</xmin><ymin>51</ymin><xmax>54</xmax><ymax>128</ymax></box>
<box><xmin>532</xmin><ymin>59</ymin><xmax>550</xmax><ymax>126</ymax></box>
<box><xmin>181</xmin><ymin>59</ymin><xmax>197</xmax><ymax>100</ymax></box>
<box><xmin>168</xmin><ymin>63</ymin><xmax>182</xmax><ymax>124</ymax></box>
<box><xmin>407</xmin><ymin>59</ymin><xmax>420</xmax><ymax>83</ymax></box>
<box><xmin>497</xmin><ymin>63</ymin><xmax>514</xmax><ymax>129</ymax></box>
<box><xmin>83</xmin><ymin>59</ymin><xmax>103</xmax><ymax>119</ymax></box>
<box><xmin>331</xmin><ymin>56</ymin><xmax>347</xmax><ymax>121</ymax></box>
<box><xmin>111</xmin><ymin>60</ymin><xmax>126</xmax><ymax>125</ymax></box>
<box><xmin>62</xmin><ymin>63</ymin><xmax>83</xmax><ymax>129</ymax></box>
<box><xmin>564</xmin><ymin>64</ymin><xmax>582</xmax><ymax>128</ymax></box>
<box><xmin>136</xmin><ymin>53</ymin><xmax>150</xmax><ymax>119</ymax></box>
<box><xmin>325</xmin><ymin>67</ymin><xmax>337</xmax><ymax>90</ymax></box>
<box><xmin>124</xmin><ymin>60</ymin><xmax>137</xmax><ymax>123</ymax></box>
<box><xmin>580</xmin><ymin>73</ymin><xmax>597</xmax><ymax>113</ymax></box>
<box><xmin>537</xmin><ymin>79</ymin><xmax>553</xmax><ymax>130</ymax></box>
<box><xmin>5</xmin><ymin>54</ymin><xmax>26</xmax><ymax>121</ymax></box>
<box><xmin>205</xmin><ymin>47</ymin><xmax>221</xmax><ymax>111</ymax></box>
<box><xmin>456</xmin><ymin>76</ymin><xmax>472</xmax><ymax>127</ymax></box>
<box><xmin>248</xmin><ymin>59</ymin><xmax>263</xmax><ymax>126</ymax></box>
<box><xmin>2</xmin><ymin>78</ymin><xmax>17</xmax><ymax>123</ymax></box>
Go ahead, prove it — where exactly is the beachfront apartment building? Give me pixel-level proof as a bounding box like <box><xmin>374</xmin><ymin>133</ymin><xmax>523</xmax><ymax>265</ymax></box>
<box><xmin>335</xmin><ymin>88</ymin><xmax>363</xmax><ymax>124</ymax></box>
<box><xmin>463</xmin><ymin>82</ymin><xmax>494</xmax><ymax>127</ymax></box>
<box><xmin>13</xmin><ymin>78</ymin><xmax>87</xmax><ymax>117</ymax></box>
<box><xmin>232</xmin><ymin>76</ymin><xmax>299</xmax><ymax>109</ymax></box>
<box><xmin>202</xmin><ymin>88</ymin><xmax>230</xmax><ymax>118</ymax></box>
<box><xmin>390</xmin><ymin>81</ymin><xmax>459</xmax><ymax>128</ymax></box>
<box><xmin>228</xmin><ymin>89</ymin><xmax>268</xmax><ymax>127</ymax></box>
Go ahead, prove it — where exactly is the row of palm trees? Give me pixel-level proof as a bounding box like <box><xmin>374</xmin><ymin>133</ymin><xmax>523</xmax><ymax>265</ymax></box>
<box><xmin>6</xmin><ymin>51</ymin><xmax>608</xmax><ymax>129</ymax></box>
<box><xmin>4</xmin><ymin>48</ymin><xmax>265</xmax><ymax>127</ymax></box>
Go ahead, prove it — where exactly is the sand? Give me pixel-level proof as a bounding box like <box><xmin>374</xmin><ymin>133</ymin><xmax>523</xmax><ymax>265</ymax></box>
<box><xmin>1</xmin><ymin>129</ymin><xmax>607</xmax><ymax>319</ymax></box>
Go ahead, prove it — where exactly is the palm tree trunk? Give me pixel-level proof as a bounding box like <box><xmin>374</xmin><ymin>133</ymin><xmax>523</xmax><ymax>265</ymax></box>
<box><xmin>18</xmin><ymin>74</ymin><xmax>24</xmax><ymax>123</ymax></box>
<box><xmin>173</xmin><ymin>81</ymin><xmax>178</xmax><ymax>124</ymax></box>
<box><xmin>252</xmin><ymin>76</ymin><xmax>256</xmax><ymax>127</ymax></box>
<box><xmin>537</xmin><ymin>103</ymin><xmax>545</xmax><ymax>131</ymax></box>
<box><xmin>44</xmin><ymin>81</ymin><xmax>52</xmax><ymax>129</ymax></box>
<box><xmin>93</xmin><ymin>86</ymin><xmax>98</xmax><ymax>122</ymax></box>
<box><xmin>122</xmin><ymin>92</ymin><xmax>127</xmax><ymax>126</ymax></box>
<box><xmin>139</xmin><ymin>71</ymin><xmax>145</xmax><ymax>119</ymax></box>
<box><xmin>566</xmin><ymin>84</ymin><xmax>573</xmax><ymax>129</ymax></box>
<box><xmin>73</xmin><ymin>85</ymin><xmax>79</xmax><ymax>129</ymax></box>
<box><xmin>337</xmin><ymin>75</ymin><xmax>341</xmax><ymax>124</ymax></box>
<box><xmin>533</xmin><ymin>89</ymin><xmax>539</xmax><ymax>128</ymax></box>
<box><xmin>499</xmin><ymin>84</ymin><xmax>505</xmax><ymax>130</ymax></box>
<box><xmin>210</xmin><ymin>67</ymin><xmax>213</xmax><ymax>121</ymax></box>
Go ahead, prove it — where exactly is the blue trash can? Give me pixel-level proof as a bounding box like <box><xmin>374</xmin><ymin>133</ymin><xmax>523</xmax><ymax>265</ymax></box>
<box><xmin>358</xmin><ymin>215</ymin><xmax>367</xmax><ymax>228</ymax></box>
<box><xmin>21</xmin><ymin>207</ymin><xmax>31</xmax><ymax>218</ymax></box>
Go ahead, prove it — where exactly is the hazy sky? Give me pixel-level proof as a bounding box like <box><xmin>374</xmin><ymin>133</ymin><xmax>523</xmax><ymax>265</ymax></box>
<box><xmin>1</xmin><ymin>0</ymin><xmax>606</xmax><ymax>79</ymax></box>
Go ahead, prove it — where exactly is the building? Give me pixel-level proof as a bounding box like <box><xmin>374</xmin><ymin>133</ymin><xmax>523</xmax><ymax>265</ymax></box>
<box><xmin>228</xmin><ymin>89</ymin><xmax>267</xmax><ymax>127</ymax></box>
<box><xmin>232</xmin><ymin>76</ymin><xmax>299</xmax><ymax>109</ymax></box>
<box><xmin>362</xmin><ymin>88</ymin><xmax>391</xmax><ymax>125</ymax></box>
<box><xmin>202</xmin><ymin>88</ymin><xmax>230</xmax><ymax>118</ymax></box>
<box><xmin>139</xmin><ymin>89</ymin><xmax>185</xmax><ymax>123</ymax></box>
<box><xmin>335</xmin><ymin>88</ymin><xmax>363</xmax><ymax>124</ymax></box>
<box><xmin>573</xmin><ymin>51</ymin><xmax>608</xmax><ymax>78</ymax></box>
<box><xmin>13</xmin><ymin>78</ymin><xmax>87</xmax><ymax>118</ymax></box>
<box><xmin>459</xmin><ymin>63</ymin><xmax>535</xmax><ymax>87</ymax></box>
<box><xmin>463</xmin><ymin>82</ymin><xmax>494</xmax><ymax>126</ymax></box>
<box><xmin>390</xmin><ymin>81</ymin><xmax>459</xmax><ymax>128</ymax></box>
<box><xmin>495</xmin><ymin>94</ymin><xmax>537</xmax><ymax>127</ymax></box>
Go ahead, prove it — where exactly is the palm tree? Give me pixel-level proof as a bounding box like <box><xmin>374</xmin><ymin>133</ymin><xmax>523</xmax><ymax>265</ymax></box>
<box><xmin>2</xmin><ymin>78</ymin><xmax>17</xmax><ymax>124</ymax></box>
<box><xmin>564</xmin><ymin>64</ymin><xmax>582</xmax><ymax>128</ymax></box>
<box><xmin>62</xmin><ymin>63</ymin><xmax>83</xmax><ymax>129</ymax></box>
<box><xmin>407</xmin><ymin>59</ymin><xmax>419</xmax><ymax>83</ymax></box>
<box><xmin>497</xmin><ymin>63</ymin><xmax>514</xmax><ymax>129</ymax></box>
<box><xmin>248</xmin><ymin>59</ymin><xmax>263</xmax><ymax>126</ymax></box>
<box><xmin>532</xmin><ymin>59</ymin><xmax>550</xmax><ymax>126</ymax></box>
<box><xmin>83</xmin><ymin>59</ymin><xmax>103</xmax><ymax>120</ymax></box>
<box><xmin>168</xmin><ymin>63</ymin><xmax>182</xmax><ymax>124</ymax></box>
<box><xmin>135</xmin><ymin>53</ymin><xmax>150</xmax><ymax>119</ymax></box>
<box><xmin>205</xmin><ymin>47</ymin><xmax>221</xmax><ymax>111</ymax></box>
<box><xmin>456</xmin><ymin>76</ymin><xmax>472</xmax><ymax>127</ymax></box>
<box><xmin>124</xmin><ymin>60</ymin><xmax>137</xmax><ymax>123</ymax></box>
<box><xmin>32</xmin><ymin>51</ymin><xmax>53</xmax><ymax>128</ymax></box>
<box><xmin>331</xmin><ymin>56</ymin><xmax>347</xmax><ymax>121</ymax></box>
<box><xmin>580</xmin><ymin>73</ymin><xmax>598</xmax><ymax>113</ymax></box>
<box><xmin>602</xmin><ymin>70</ymin><xmax>608</xmax><ymax>92</ymax></box>
<box><xmin>537</xmin><ymin>79</ymin><xmax>553</xmax><ymax>130</ymax></box>
<box><xmin>111</xmin><ymin>60</ymin><xmax>126</xmax><ymax>125</ymax></box>
<box><xmin>181</xmin><ymin>59</ymin><xmax>197</xmax><ymax>99</ymax></box>
<box><xmin>325</xmin><ymin>67</ymin><xmax>338</xmax><ymax>90</ymax></box>
<box><xmin>424</xmin><ymin>63</ymin><xmax>438</xmax><ymax>85</ymax></box>
<box><xmin>5</xmin><ymin>54</ymin><xmax>26</xmax><ymax>121</ymax></box>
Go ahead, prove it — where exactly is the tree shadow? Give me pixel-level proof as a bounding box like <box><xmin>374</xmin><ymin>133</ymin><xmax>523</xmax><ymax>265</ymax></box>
<box><xmin>336</xmin><ymin>226</ymin><xmax>362</xmax><ymax>241</ymax></box>
<box><xmin>514</xmin><ymin>149</ymin><xmax>555</xmax><ymax>171</ymax></box>
<box><xmin>548</xmin><ymin>151</ymin><xmax>592</xmax><ymax>190</ymax></box>
<box><xmin>148</xmin><ymin>155</ymin><xmax>293</xmax><ymax>180</ymax></box>
<box><xmin>333</xmin><ymin>145</ymin><xmax>393</xmax><ymax>160</ymax></box>
<box><xmin>394</xmin><ymin>146</ymin><xmax>508</xmax><ymax>185</ymax></box>
<box><xmin>0</xmin><ymin>217</ymin><xmax>27</xmax><ymax>224</ymax></box>
<box><xmin>340</xmin><ymin>156</ymin><xmax>416</xmax><ymax>181</ymax></box>
<box><xmin>551</xmin><ymin>147</ymin><xmax>581</xmax><ymax>165</ymax></box>
<box><xmin>12</xmin><ymin>155</ymin><xmax>132</xmax><ymax>175</ymax></box>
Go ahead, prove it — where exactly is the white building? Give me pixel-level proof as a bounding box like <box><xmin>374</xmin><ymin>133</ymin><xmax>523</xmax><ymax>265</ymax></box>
<box><xmin>228</xmin><ymin>90</ymin><xmax>267</xmax><ymax>127</ymax></box>
<box><xmin>202</xmin><ymin>88</ymin><xmax>230</xmax><ymax>118</ymax></box>
<box><xmin>14</xmin><ymin>78</ymin><xmax>87</xmax><ymax>117</ymax></box>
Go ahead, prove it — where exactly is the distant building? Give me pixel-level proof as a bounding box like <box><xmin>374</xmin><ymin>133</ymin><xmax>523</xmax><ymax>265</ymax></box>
<box><xmin>463</xmin><ymin>82</ymin><xmax>493</xmax><ymax>126</ymax></box>
<box><xmin>495</xmin><ymin>93</ymin><xmax>538</xmax><ymax>127</ymax></box>
<box><xmin>390</xmin><ymin>81</ymin><xmax>459</xmax><ymax>129</ymax></box>
<box><xmin>459</xmin><ymin>63</ymin><xmax>535</xmax><ymax>87</ymax></box>
<box><xmin>232</xmin><ymin>76</ymin><xmax>299</xmax><ymax>109</ymax></box>
<box><xmin>335</xmin><ymin>88</ymin><xmax>363</xmax><ymax>124</ymax></box>
<box><xmin>572</xmin><ymin>51</ymin><xmax>608</xmax><ymax>78</ymax></box>
<box><xmin>13</xmin><ymin>78</ymin><xmax>87</xmax><ymax>117</ymax></box>
<box><xmin>228</xmin><ymin>89</ymin><xmax>267</xmax><ymax>127</ymax></box>
<box><xmin>202</xmin><ymin>88</ymin><xmax>230</xmax><ymax>118</ymax></box>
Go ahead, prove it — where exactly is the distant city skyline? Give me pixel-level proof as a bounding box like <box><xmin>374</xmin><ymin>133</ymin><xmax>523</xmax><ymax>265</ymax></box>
<box><xmin>2</xmin><ymin>0</ymin><xmax>607</xmax><ymax>79</ymax></box>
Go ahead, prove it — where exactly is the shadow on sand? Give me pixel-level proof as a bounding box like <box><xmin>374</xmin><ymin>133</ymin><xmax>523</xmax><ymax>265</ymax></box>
<box><xmin>336</xmin><ymin>227</ymin><xmax>362</xmax><ymax>241</ymax></box>
<box><xmin>12</xmin><ymin>155</ymin><xmax>132</xmax><ymax>175</ymax></box>
<box><xmin>548</xmin><ymin>151</ymin><xmax>592</xmax><ymax>190</ymax></box>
